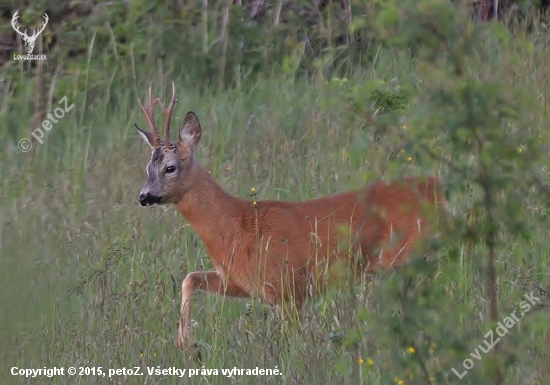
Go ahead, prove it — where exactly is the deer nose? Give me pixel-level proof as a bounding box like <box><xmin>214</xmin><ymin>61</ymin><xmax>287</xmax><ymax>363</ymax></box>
<box><xmin>139</xmin><ymin>192</ymin><xmax>162</xmax><ymax>206</ymax></box>
<box><xmin>138</xmin><ymin>193</ymin><xmax>148</xmax><ymax>206</ymax></box>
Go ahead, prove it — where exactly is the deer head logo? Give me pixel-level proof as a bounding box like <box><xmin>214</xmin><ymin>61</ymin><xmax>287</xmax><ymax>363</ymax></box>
<box><xmin>11</xmin><ymin>11</ymin><xmax>49</xmax><ymax>54</ymax></box>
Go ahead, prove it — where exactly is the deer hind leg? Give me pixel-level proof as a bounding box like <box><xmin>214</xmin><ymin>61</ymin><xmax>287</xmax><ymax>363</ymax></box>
<box><xmin>178</xmin><ymin>271</ymin><xmax>250</xmax><ymax>353</ymax></box>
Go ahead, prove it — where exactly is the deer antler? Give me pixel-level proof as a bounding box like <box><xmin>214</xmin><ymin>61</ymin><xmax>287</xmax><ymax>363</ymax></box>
<box><xmin>11</xmin><ymin>11</ymin><xmax>26</xmax><ymax>38</ymax></box>
<box><xmin>137</xmin><ymin>85</ymin><xmax>161</xmax><ymax>147</ymax></box>
<box><xmin>32</xmin><ymin>13</ymin><xmax>49</xmax><ymax>38</ymax></box>
<box><xmin>160</xmin><ymin>82</ymin><xmax>177</xmax><ymax>146</ymax></box>
<box><xmin>11</xmin><ymin>12</ymin><xmax>48</xmax><ymax>38</ymax></box>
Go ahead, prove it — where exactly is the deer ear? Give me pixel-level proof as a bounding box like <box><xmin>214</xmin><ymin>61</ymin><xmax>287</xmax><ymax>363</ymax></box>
<box><xmin>135</xmin><ymin>124</ymin><xmax>157</xmax><ymax>149</ymax></box>
<box><xmin>178</xmin><ymin>112</ymin><xmax>201</xmax><ymax>151</ymax></box>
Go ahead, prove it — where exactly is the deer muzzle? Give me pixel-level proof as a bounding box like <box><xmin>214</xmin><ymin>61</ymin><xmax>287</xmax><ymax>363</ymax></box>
<box><xmin>138</xmin><ymin>191</ymin><xmax>162</xmax><ymax>207</ymax></box>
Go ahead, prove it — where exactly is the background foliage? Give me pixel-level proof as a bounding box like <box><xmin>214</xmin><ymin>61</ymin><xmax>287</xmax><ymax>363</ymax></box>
<box><xmin>1</xmin><ymin>0</ymin><xmax>549</xmax><ymax>384</ymax></box>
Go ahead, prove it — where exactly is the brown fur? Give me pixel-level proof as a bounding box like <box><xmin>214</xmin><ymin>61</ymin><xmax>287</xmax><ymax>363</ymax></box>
<box><xmin>175</xmin><ymin>167</ymin><xmax>443</xmax><ymax>307</ymax></box>
<box><xmin>135</xmin><ymin>86</ymin><xmax>446</xmax><ymax>352</ymax></box>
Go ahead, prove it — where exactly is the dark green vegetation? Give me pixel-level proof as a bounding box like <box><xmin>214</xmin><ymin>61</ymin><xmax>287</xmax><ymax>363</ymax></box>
<box><xmin>1</xmin><ymin>1</ymin><xmax>549</xmax><ymax>384</ymax></box>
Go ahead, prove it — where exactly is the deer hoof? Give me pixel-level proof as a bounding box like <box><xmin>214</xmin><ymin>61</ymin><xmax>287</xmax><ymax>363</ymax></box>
<box><xmin>177</xmin><ymin>332</ymin><xmax>202</xmax><ymax>362</ymax></box>
<box><xmin>188</xmin><ymin>342</ymin><xmax>202</xmax><ymax>363</ymax></box>
<box><xmin>178</xmin><ymin>339</ymin><xmax>201</xmax><ymax>362</ymax></box>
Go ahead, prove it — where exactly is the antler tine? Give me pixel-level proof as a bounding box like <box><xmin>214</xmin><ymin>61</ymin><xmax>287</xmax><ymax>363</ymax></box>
<box><xmin>160</xmin><ymin>81</ymin><xmax>177</xmax><ymax>146</ymax></box>
<box><xmin>137</xmin><ymin>85</ymin><xmax>161</xmax><ymax>147</ymax></box>
<box><xmin>35</xmin><ymin>13</ymin><xmax>49</xmax><ymax>36</ymax></box>
<box><xmin>11</xmin><ymin>11</ymin><xmax>25</xmax><ymax>37</ymax></box>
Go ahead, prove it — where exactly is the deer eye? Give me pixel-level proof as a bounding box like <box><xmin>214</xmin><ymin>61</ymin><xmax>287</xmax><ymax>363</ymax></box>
<box><xmin>165</xmin><ymin>166</ymin><xmax>176</xmax><ymax>174</ymax></box>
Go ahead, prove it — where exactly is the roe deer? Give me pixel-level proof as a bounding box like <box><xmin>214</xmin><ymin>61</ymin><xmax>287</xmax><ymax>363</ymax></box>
<box><xmin>135</xmin><ymin>83</ymin><xmax>445</xmax><ymax>353</ymax></box>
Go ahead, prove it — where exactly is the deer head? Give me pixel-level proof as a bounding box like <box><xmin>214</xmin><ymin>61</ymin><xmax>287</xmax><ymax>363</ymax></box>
<box><xmin>136</xmin><ymin>83</ymin><xmax>202</xmax><ymax>207</ymax></box>
<box><xmin>12</xmin><ymin>11</ymin><xmax>49</xmax><ymax>54</ymax></box>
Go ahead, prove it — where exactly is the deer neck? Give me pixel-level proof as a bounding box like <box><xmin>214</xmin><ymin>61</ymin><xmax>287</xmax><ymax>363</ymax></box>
<box><xmin>174</xmin><ymin>164</ymin><xmax>246</xmax><ymax>265</ymax></box>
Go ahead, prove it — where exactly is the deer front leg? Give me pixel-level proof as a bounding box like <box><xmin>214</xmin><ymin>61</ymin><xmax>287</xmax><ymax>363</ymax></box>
<box><xmin>178</xmin><ymin>271</ymin><xmax>251</xmax><ymax>352</ymax></box>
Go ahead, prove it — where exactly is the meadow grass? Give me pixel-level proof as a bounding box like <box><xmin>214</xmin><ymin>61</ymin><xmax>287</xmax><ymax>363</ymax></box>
<box><xmin>1</xmin><ymin>10</ymin><xmax>550</xmax><ymax>385</ymax></box>
<box><xmin>0</xmin><ymin>71</ymin><xmax>393</xmax><ymax>384</ymax></box>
